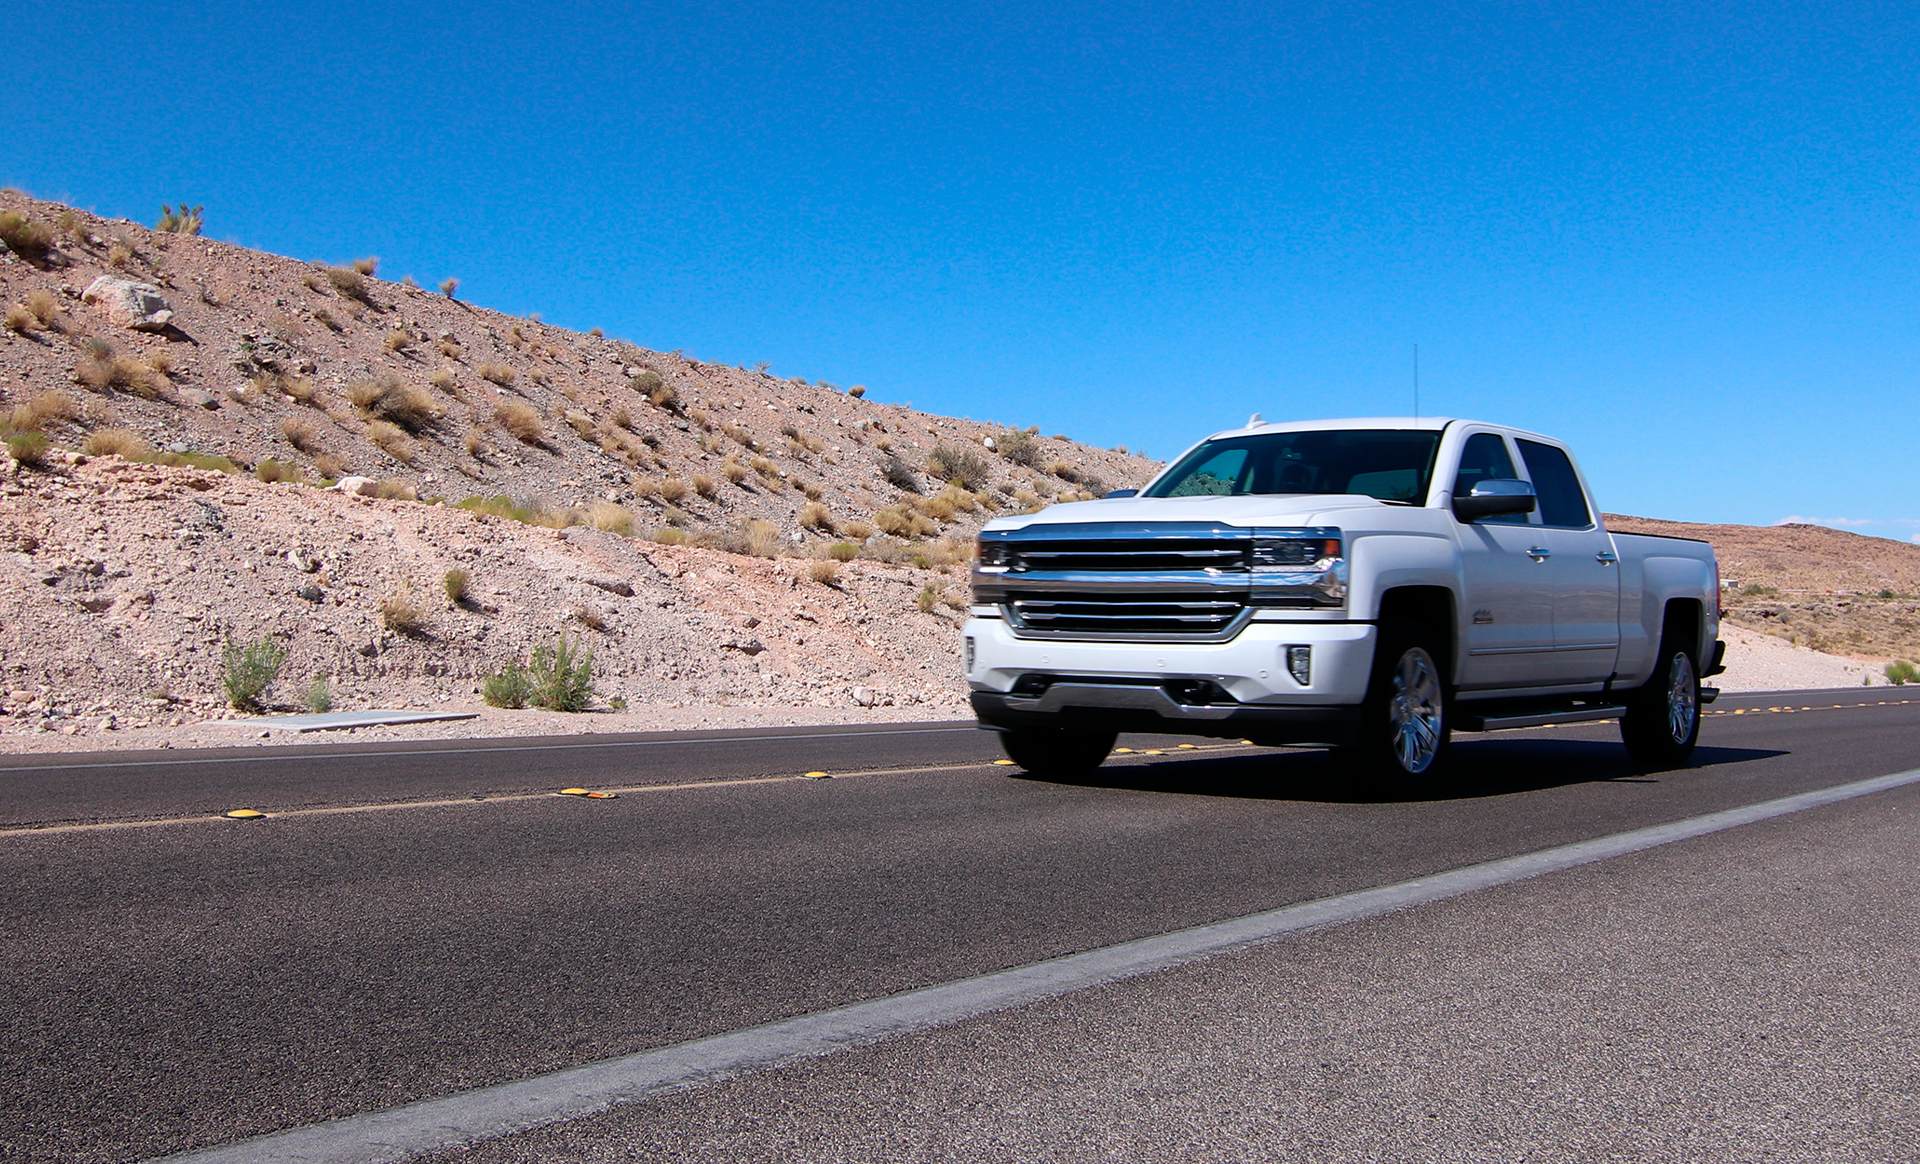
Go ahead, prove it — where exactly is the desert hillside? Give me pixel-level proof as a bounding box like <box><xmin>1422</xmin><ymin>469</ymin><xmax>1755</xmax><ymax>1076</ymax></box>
<box><xmin>1606</xmin><ymin>515</ymin><xmax>1920</xmax><ymax>663</ymax></box>
<box><xmin>0</xmin><ymin>191</ymin><xmax>1909</xmax><ymax>751</ymax></box>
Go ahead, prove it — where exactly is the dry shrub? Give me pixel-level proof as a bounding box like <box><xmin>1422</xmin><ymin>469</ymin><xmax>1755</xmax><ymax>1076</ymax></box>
<box><xmin>720</xmin><ymin>458</ymin><xmax>747</xmax><ymax>484</ymax></box>
<box><xmin>256</xmin><ymin>458</ymin><xmax>304</xmax><ymax>484</ymax></box>
<box><xmin>743</xmin><ymin>518</ymin><xmax>783</xmax><ymax>557</ymax></box>
<box><xmin>438</xmin><ymin>339</ymin><xmax>461</xmax><ymax>359</ymax></box>
<box><xmin>26</xmin><ymin>290</ymin><xmax>61</xmax><ymax>326</ymax></box>
<box><xmin>586</xmin><ymin>501</ymin><xmax>635</xmax><ymax>535</ymax></box>
<box><xmin>1013</xmin><ymin>489</ymin><xmax>1044</xmax><ymax>511</ymax></box>
<box><xmin>325</xmin><ymin>266</ymin><xmax>370</xmax><ymax>302</ymax></box>
<box><xmin>750</xmin><ymin>454</ymin><xmax>778</xmax><ymax>479</ymax></box>
<box><xmin>278</xmin><ymin>416</ymin><xmax>320</xmax><ymax>453</ymax></box>
<box><xmin>827</xmin><ymin>541</ymin><xmax>861</xmax><ymax>561</ymax></box>
<box><xmin>380</xmin><ymin>590</ymin><xmax>426</xmax><ymax>635</ymax></box>
<box><xmin>383</xmin><ymin>329</ymin><xmax>413</xmax><ymax>353</ymax></box>
<box><xmin>937</xmin><ymin>483</ymin><xmax>978</xmax><ymax>513</ymax></box>
<box><xmin>4</xmin><ymin>304</ymin><xmax>36</xmax><ymax>333</ymax></box>
<box><xmin>611</xmin><ymin>407</ymin><xmax>634</xmax><ymax>430</ymax></box>
<box><xmin>879</xmin><ymin>453</ymin><xmax>920</xmax><ymax>492</ymax></box>
<box><xmin>916</xmin><ymin>584</ymin><xmax>941</xmax><ymax>612</ymax></box>
<box><xmin>12</xmin><ymin>389</ymin><xmax>78</xmax><ymax>432</ymax></box>
<box><xmin>439</xmin><ymin>278</ymin><xmax>458</xmax><ymax>299</ymax></box>
<box><xmin>842</xmin><ymin>519</ymin><xmax>876</xmax><ymax>542</ymax></box>
<box><xmin>808</xmin><ymin>559</ymin><xmax>841</xmax><ymax>586</ymax></box>
<box><xmin>919</xmin><ymin>493</ymin><xmax>956</xmax><ymax>522</ymax></box>
<box><xmin>679</xmin><ymin>474</ymin><xmax>711</xmax><ymax>500</ymax></box>
<box><xmin>721</xmin><ymin>422</ymin><xmax>757</xmax><ymax>450</ymax></box>
<box><xmin>926</xmin><ymin>443</ymin><xmax>992</xmax><ymax>491</ymax></box>
<box><xmin>463</xmin><ymin>428</ymin><xmax>486</xmax><ymax>458</ymax></box>
<box><xmin>659</xmin><ymin>477</ymin><xmax>690</xmax><ymax>503</ymax></box>
<box><xmin>875</xmin><ymin>435</ymin><xmax>893</xmax><ymax>453</ymax></box>
<box><xmin>347</xmin><ymin>373</ymin><xmax>441</xmax><ymax>431</ymax></box>
<box><xmin>351</xmin><ymin>256</ymin><xmax>380</xmax><ymax>276</ymax></box>
<box><xmin>800</xmin><ymin>480</ymin><xmax>823</xmax><ymax>501</ymax></box>
<box><xmin>0</xmin><ymin>212</ymin><xmax>53</xmax><ymax>264</ymax></box>
<box><xmin>443</xmin><ymin>568</ymin><xmax>470</xmax><ymax>604</ymax></box>
<box><xmin>495</xmin><ymin>401</ymin><xmax>544</xmax><ymax>445</ymax></box>
<box><xmin>366</xmin><ymin>420</ymin><xmax>416</xmax><ymax>463</ymax></box>
<box><xmin>572</xmin><ymin>603</ymin><xmax>608</xmax><ymax>631</ymax></box>
<box><xmin>799</xmin><ymin>501</ymin><xmax>835</xmax><ymax>533</ymax></box>
<box><xmin>996</xmin><ymin>429</ymin><xmax>1040</xmax><ymax>466</ymax></box>
<box><xmin>76</xmin><ymin>347</ymin><xmax>160</xmax><ymax>398</ymax></box>
<box><xmin>428</xmin><ymin>367</ymin><xmax>455</xmax><ymax>391</ymax></box>
<box><xmin>145</xmin><ymin>348</ymin><xmax>175</xmax><ymax>377</ymax></box>
<box><xmin>651</xmin><ymin>527</ymin><xmax>689</xmax><ymax>545</ymax></box>
<box><xmin>478</xmin><ymin>363</ymin><xmax>516</xmax><ymax>387</ymax></box>
<box><xmin>374</xmin><ymin>478</ymin><xmax>417</xmax><ymax>500</ymax></box>
<box><xmin>1047</xmin><ymin>459</ymin><xmax>1080</xmax><ymax>481</ymax></box>
<box><xmin>82</xmin><ymin>428</ymin><xmax>150</xmax><ymax>458</ymax></box>
<box><xmin>309</xmin><ymin>452</ymin><xmax>344</xmax><ymax>479</ymax></box>
<box><xmin>689</xmin><ymin>408</ymin><xmax>713</xmax><ymax>431</ymax></box>
<box><xmin>848</xmin><ymin>384</ymin><xmax>866</xmax><ymax>398</ymax></box>
<box><xmin>312</xmin><ymin>307</ymin><xmax>344</xmax><ymax>332</ymax></box>
<box><xmin>563</xmin><ymin>409</ymin><xmax>596</xmax><ymax>439</ymax></box>
<box><xmin>873</xmin><ymin>505</ymin><xmax>938</xmax><ymax>539</ymax></box>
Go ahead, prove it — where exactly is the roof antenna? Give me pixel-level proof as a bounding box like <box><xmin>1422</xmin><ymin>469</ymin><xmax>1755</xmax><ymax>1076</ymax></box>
<box><xmin>1247</xmin><ymin>412</ymin><xmax>1263</xmax><ymax>428</ymax></box>
<box><xmin>1413</xmin><ymin>344</ymin><xmax>1420</xmax><ymax>421</ymax></box>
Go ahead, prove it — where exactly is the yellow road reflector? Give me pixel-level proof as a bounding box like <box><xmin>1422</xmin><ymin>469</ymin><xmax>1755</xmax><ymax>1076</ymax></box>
<box><xmin>224</xmin><ymin>809</ymin><xmax>264</xmax><ymax>819</ymax></box>
<box><xmin>559</xmin><ymin>788</ymin><xmax>591</xmax><ymax>796</ymax></box>
<box><xmin>1114</xmin><ymin>747</ymin><xmax>1134</xmax><ymax>754</ymax></box>
<box><xmin>1177</xmin><ymin>744</ymin><xmax>1197</xmax><ymax>749</ymax></box>
<box><xmin>585</xmin><ymin>791</ymin><xmax>618</xmax><ymax>799</ymax></box>
<box><xmin>993</xmin><ymin>759</ymin><xmax>1016</xmax><ymax>766</ymax></box>
<box><xmin>1144</xmin><ymin>749</ymin><xmax>1165</xmax><ymax>755</ymax></box>
<box><xmin>804</xmin><ymin>771</ymin><xmax>831</xmax><ymax>779</ymax></box>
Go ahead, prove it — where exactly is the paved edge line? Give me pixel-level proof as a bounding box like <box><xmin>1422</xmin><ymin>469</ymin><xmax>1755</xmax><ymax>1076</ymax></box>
<box><xmin>146</xmin><ymin>764</ymin><xmax>1920</xmax><ymax>1164</ymax></box>
<box><xmin>0</xmin><ymin>722</ymin><xmax>975</xmax><ymax>776</ymax></box>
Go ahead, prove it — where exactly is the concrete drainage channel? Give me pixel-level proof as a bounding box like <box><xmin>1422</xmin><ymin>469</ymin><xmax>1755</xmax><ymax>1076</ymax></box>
<box><xmin>226</xmin><ymin>710</ymin><xmax>480</xmax><ymax>733</ymax></box>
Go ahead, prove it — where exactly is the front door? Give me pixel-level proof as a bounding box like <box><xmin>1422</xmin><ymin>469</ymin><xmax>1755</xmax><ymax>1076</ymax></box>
<box><xmin>1453</xmin><ymin>432</ymin><xmax>1556</xmax><ymax>690</ymax></box>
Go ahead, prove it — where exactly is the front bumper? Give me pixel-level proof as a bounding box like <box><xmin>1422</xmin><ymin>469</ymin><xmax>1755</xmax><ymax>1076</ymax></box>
<box><xmin>962</xmin><ymin>616</ymin><xmax>1376</xmax><ymax>744</ymax></box>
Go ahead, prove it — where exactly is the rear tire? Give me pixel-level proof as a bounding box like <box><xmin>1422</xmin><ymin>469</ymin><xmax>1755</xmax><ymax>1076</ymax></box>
<box><xmin>1339</xmin><ymin>625</ymin><xmax>1451</xmax><ymax>792</ymax></box>
<box><xmin>1622</xmin><ymin>632</ymin><xmax>1700</xmax><ymax>767</ymax></box>
<box><xmin>1000</xmin><ymin>727</ymin><xmax>1117</xmax><ymax>777</ymax></box>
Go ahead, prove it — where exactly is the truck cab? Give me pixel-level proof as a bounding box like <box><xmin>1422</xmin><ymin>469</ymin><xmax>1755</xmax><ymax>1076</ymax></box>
<box><xmin>965</xmin><ymin>417</ymin><xmax>1724</xmax><ymax>786</ymax></box>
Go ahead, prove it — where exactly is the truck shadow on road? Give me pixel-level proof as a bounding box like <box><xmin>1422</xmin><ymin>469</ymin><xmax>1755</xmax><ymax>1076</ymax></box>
<box><xmin>1018</xmin><ymin>740</ymin><xmax>1789</xmax><ymax>804</ymax></box>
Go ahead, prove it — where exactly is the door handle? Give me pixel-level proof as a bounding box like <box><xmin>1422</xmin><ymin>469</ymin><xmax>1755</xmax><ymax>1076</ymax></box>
<box><xmin>1595</xmin><ymin>550</ymin><xmax>1617</xmax><ymax>565</ymax></box>
<box><xmin>1527</xmin><ymin>546</ymin><xmax>1551</xmax><ymax>561</ymax></box>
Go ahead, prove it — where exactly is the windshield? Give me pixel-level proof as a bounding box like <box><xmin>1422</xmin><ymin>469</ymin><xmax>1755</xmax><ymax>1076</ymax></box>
<box><xmin>1143</xmin><ymin>429</ymin><xmax>1443</xmax><ymax>503</ymax></box>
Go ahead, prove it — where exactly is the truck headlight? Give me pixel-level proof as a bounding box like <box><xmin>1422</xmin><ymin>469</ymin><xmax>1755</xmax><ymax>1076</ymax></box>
<box><xmin>1250</xmin><ymin>528</ymin><xmax>1345</xmax><ymax>609</ymax></box>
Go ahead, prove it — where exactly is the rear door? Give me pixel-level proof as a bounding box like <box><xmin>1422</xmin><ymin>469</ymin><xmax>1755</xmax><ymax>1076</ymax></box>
<box><xmin>1452</xmin><ymin>431</ymin><xmax>1556</xmax><ymax>690</ymax></box>
<box><xmin>1515</xmin><ymin>438</ymin><xmax>1620</xmax><ymax>684</ymax></box>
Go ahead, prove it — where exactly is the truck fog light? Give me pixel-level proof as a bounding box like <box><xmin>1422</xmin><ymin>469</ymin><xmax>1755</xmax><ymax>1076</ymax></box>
<box><xmin>1285</xmin><ymin>645</ymin><xmax>1311</xmax><ymax>687</ymax></box>
<box><xmin>964</xmin><ymin>636</ymin><xmax>977</xmax><ymax>674</ymax></box>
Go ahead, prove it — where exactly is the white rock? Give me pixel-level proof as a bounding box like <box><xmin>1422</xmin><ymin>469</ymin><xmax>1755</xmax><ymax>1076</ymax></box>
<box><xmin>983</xmin><ymin>436</ymin><xmax>997</xmax><ymax>450</ymax></box>
<box><xmin>80</xmin><ymin>276</ymin><xmax>175</xmax><ymax>332</ymax></box>
<box><xmin>332</xmin><ymin>476</ymin><xmax>380</xmax><ymax>497</ymax></box>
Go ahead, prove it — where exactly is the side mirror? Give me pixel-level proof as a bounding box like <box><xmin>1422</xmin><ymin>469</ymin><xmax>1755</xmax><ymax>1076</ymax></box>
<box><xmin>1104</xmin><ymin>489</ymin><xmax>1138</xmax><ymax>499</ymax></box>
<box><xmin>1452</xmin><ymin>478</ymin><xmax>1536</xmax><ymax>521</ymax></box>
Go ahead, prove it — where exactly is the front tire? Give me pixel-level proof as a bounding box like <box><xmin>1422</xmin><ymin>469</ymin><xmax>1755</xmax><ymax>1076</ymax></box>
<box><xmin>1622</xmin><ymin>636</ymin><xmax>1700</xmax><ymax>766</ymax></box>
<box><xmin>1341</xmin><ymin>627</ymin><xmax>1451</xmax><ymax>791</ymax></box>
<box><xmin>1000</xmin><ymin>727</ymin><xmax>1117</xmax><ymax>778</ymax></box>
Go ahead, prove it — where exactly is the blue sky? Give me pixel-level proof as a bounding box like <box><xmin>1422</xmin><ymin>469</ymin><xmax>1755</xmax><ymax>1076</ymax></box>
<box><xmin>5</xmin><ymin>1</ymin><xmax>1915</xmax><ymax>535</ymax></box>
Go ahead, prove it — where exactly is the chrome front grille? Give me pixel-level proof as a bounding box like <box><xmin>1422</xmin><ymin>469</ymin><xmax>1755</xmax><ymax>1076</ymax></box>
<box><xmin>1007</xmin><ymin>592</ymin><xmax>1248</xmax><ymax>639</ymax></box>
<box><xmin>1012</xmin><ymin>540</ymin><xmax>1250</xmax><ymax>573</ymax></box>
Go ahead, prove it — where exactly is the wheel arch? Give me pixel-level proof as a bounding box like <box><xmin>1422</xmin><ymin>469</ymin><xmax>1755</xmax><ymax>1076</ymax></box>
<box><xmin>1376</xmin><ymin>585</ymin><xmax>1459</xmax><ymax>686</ymax></box>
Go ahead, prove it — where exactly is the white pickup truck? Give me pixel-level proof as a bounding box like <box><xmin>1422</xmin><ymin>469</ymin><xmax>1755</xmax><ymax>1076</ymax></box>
<box><xmin>965</xmin><ymin>417</ymin><xmax>1724</xmax><ymax>786</ymax></box>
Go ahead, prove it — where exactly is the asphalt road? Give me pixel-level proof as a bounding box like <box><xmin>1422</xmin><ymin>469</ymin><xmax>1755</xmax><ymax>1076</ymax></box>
<box><xmin>4</xmin><ymin>689</ymin><xmax>1918</xmax><ymax>1163</ymax></box>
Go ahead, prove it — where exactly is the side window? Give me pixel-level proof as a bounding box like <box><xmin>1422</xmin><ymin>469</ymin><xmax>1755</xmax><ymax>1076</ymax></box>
<box><xmin>1516</xmin><ymin>439</ymin><xmax>1592</xmax><ymax>528</ymax></box>
<box><xmin>1164</xmin><ymin>446</ymin><xmax>1248</xmax><ymax>497</ymax></box>
<box><xmin>1452</xmin><ymin>432</ymin><xmax>1526</xmax><ymax>524</ymax></box>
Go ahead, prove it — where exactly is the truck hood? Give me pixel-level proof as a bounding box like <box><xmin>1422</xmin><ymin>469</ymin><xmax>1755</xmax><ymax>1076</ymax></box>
<box><xmin>986</xmin><ymin>493</ymin><xmax>1388</xmax><ymax>531</ymax></box>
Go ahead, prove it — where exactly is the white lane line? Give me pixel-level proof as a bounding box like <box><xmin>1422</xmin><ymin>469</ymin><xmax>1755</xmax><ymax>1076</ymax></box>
<box><xmin>0</xmin><ymin>725</ymin><xmax>980</xmax><ymax>774</ymax></box>
<box><xmin>148</xmin><ymin>765</ymin><xmax>1920</xmax><ymax>1164</ymax></box>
